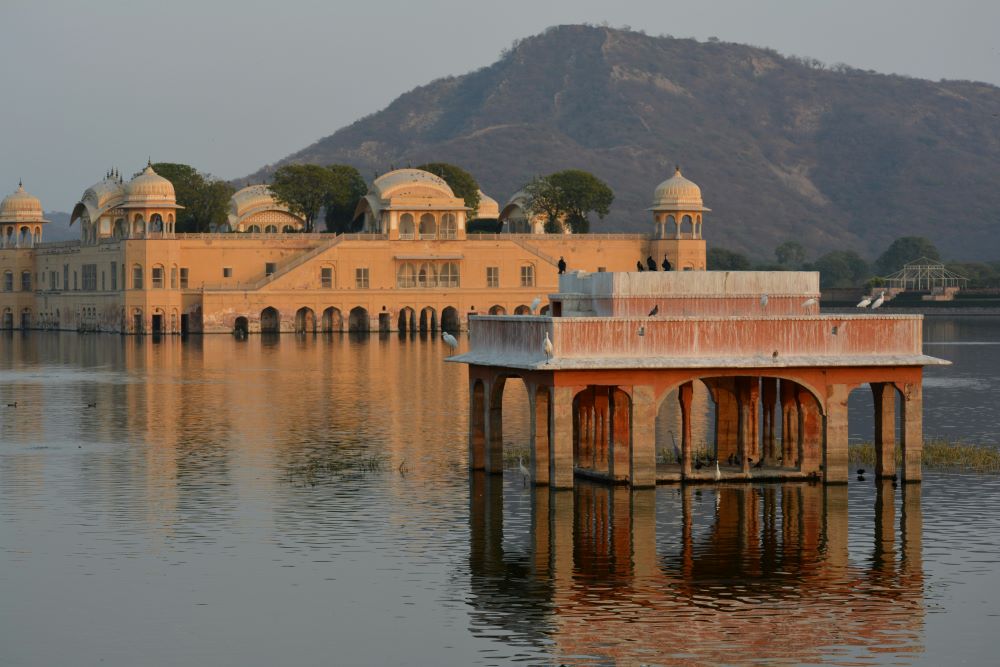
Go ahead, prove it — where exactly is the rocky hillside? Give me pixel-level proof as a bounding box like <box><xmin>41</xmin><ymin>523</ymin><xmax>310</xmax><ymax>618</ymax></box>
<box><xmin>244</xmin><ymin>25</ymin><xmax>1000</xmax><ymax>261</ymax></box>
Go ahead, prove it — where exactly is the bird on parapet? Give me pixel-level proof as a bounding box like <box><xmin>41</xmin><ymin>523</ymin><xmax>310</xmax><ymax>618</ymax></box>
<box><xmin>760</xmin><ymin>294</ymin><xmax>769</xmax><ymax>308</ymax></box>
<box><xmin>543</xmin><ymin>332</ymin><xmax>554</xmax><ymax>359</ymax></box>
<box><xmin>871</xmin><ymin>291</ymin><xmax>886</xmax><ymax>309</ymax></box>
<box><xmin>856</xmin><ymin>295</ymin><xmax>873</xmax><ymax>308</ymax></box>
<box><xmin>802</xmin><ymin>297</ymin><xmax>818</xmax><ymax>308</ymax></box>
<box><xmin>648</xmin><ymin>304</ymin><xmax>659</xmax><ymax>316</ymax></box>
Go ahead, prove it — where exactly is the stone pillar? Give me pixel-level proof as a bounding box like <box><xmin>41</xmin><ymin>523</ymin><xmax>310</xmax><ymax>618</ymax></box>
<box><xmin>872</xmin><ymin>382</ymin><xmax>897</xmax><ymax>479</ymax></box>
<box><xmin>824</xmin><ymin>384</ymin><xmax>850</xmax><ymax>484</ymax></box>
<box><xmin>679</xmin><ymin>381</ymin><xmax>694</xmax><ymax>478</ymax></box>
<box><xmin>797</xmin><ymin>388</ymin><xmax>823</xmax><ymax>475</ymax></box>
<box><xmin>529</xmin><ymin>386</ymin><xmax>551</xmax><ymax>486</ymax></box>
<box><xmin>736</xmin><ymin>377</ymin><xmax>759</xmax><ymax>473</ymax></box>
<box><xmin>901</xmin><ymin>382</ymin><xmax>923</xmax><ymax>483</ymax></box>
<box><xmin>486</xmin><ymin>379</ymin><xmax>504</xmax><ymax>475</ymax></box>
<box><xmin>551</xmin><ymin>386</ymin><xmax>575</xmax><ymax>489</ymax></box>
<box><xmin>761</xmin><ymin>378</ymin><xmax>777</xmax><ymax>464</ymax></box>
<box><xmin>630</xmin><ymin>385</ymin><xmax>657</xmax><ymax>487</ymax></box>
<box><xmin>713</xmin><ymin>381</ymin><xmax>739</xmax><ymax>464</ymax></box>
<box><xmin>780</xmin><ymin>380</ymin><xmax>799</xmax><ymax>467</ymax></box>
<box><xmin>594</xmin><ymin>389</ymin><xmax>610</xmax><ymax>475</ymax></box>
<box><xmin>610</xmin><ymin>389</ymin><xmax>631</xmax><ymax>483</ymax></box>
<box><xmin>469</xmin><ymin>378</ymin><xmax>486</xmax><ymax>471</ymax></box>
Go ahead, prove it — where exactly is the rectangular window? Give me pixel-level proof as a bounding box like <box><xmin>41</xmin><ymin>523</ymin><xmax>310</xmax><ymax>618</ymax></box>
<box><xmin>180</xmin><ymin>268</ymin><xmax>189</xmax><ymax>288</ymax></box>
<box><xmin>170</xmin><ymin>267</ymin><xmax>177</xmax><ymax>288</ymax></box>
<box><xmin>486</xmin><ymin>266</ymin><xmax>499</xmax><ymax>288</ymax></box>
<box><xmin>265</xmin><ymin>262</ymin><xmax>276</xmax><ymax>276</ymax></box>
<box><xmin>63</xmin><ymin>264</ymin><xmax>69</xmax><ymax>290</ymax></box>
<box><xmin>321</xmin><ymin>267</ymin><xmax>332</xmax><ymax>288</ymax></box>
<box><xmin>355</xmin><ymin>267</ymin><xmax>369</xmax><ymax>289</ymax></box>
<box><xmin>132</xmin><ymin>266</ymin><xmax>143</xmax><ymax>289</ymax></box>
<box><xmin>597</xmin><ymin>266</ymin><xmax>606</xmax><ymax>273</ymax></box>
<box><xmin>152</xmin><ymin>266</ymin><xmax>164</xmax><ymax>289</ymax></box>
<box><xmin>110</xmin><ymin>262</ymin><xmax>117</xmax><ymax>290</ymax></box>
<box><xmin>223</xmin><ymin>267</ymin><xmax>233</xmax><ymax>278</ymax></box>
<box><xmin>50</xmin><ymin>270</ymin><xmax>58</xmax><ymax>290</ymax></box>
<box><xmin>101</xmin><ymin>271</ymin><xmax>106</xmax><ymax>291</ymax></box>
<box><xmin>73</xmin><ymin>271</ymin><xmax>78</xmax><ymax>290</ymax></box>
<box><xmin>3</xmin><ymin>272</ymin><xmax>12</xmax><ymax>292</ymax></box>
<box><xmin>21</xmin><ymin>272</ymin><xmax>31</xmax><ymax>291</ymax></box>
<box><xmin>81</xmin><ymin>264</ymin><xmax>97</xmax><ymax>291</ymax></box>
<box><xmin>520</xmin><ymin>265</ymin><xmax>534</xmax><ymax>287</ymax></box>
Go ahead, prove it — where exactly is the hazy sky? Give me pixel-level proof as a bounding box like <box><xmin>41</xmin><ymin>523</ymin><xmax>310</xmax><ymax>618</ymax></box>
<box><xmin>2</xmin><ymin>0</ymin><xmax>998</xmax><ymax>211</ymax></box>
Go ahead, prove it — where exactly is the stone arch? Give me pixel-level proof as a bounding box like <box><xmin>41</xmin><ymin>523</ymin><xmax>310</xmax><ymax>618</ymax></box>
<box><xmin>399</xmin><ymin>213</ymin><xmax>415</xmax><ymax>237</ymax></box>
<box><xmin>514</xmin><ymin>304</ymin><xmax>531</xmax><ymax>315</ymax></box>
<box><xmin>440</xmin><ymin>306</ymin><xmax>461</xmax><ymax>333</ymax></box>
<box><xmin>572</xmin><ymin>385</ymin><xmax>632</xmax><ymax>481</ymax></box>
<box><xmin>348</xmin><ymin>306</ymin><xmax>369</xmax><ymax>332</ymax></box>
<box><xmin>1</xmin><ymin>307</ymin><xmax>12</xmax><ymax>329</ymax></box>
<box><xmin>322</xmin><ymin>307</ymin><xmax>343</xmax><ymax>333</ymax></box>
<box><xmin>295</xmin><ymin>307</ymin><xmax>316</xmax><ymax>334</ymax></box>
<box><xmin>113</xmin><ymin>218</ymin><xmax>127</xmax><ymax>238</ymax></box>
<box><xmin>265</xmin><ymin>224</ymin><xmax>277</xmax><ymax>234</ymax></box>
<box><xmin>539</xmin><ymin>305</ymin><xmax>551</xmax><ymax>315</ymax></box>
<box><xmin>419</xmin><ymin>213</ymin><xmax>435</xmax><ymax>237</ymax></box>
<box><xmin>133</xmin><ymin>214</ymin><xmax>145</xmax><ymax>237</ymax></box>
<box><xmin>419</xmin><ymin>306</ymin><xmax>437</xmax><ymax>332</ymax></box>
<box><xmin>282</xmin><ymin>225</ymin><xmax>295</xmax><ymax>233</ymax></box>
<box><xmin>488</xmin><ymin>305</ymin><xmax>507</xmax><ymax>315</ymax></box>
<box><xmin>149</xmin><ymin>213</ymin><xmax>163</xmax><ymax>233</ymax></box>
<box><xmin>397</xmin><ymin>306</ymin><xmax>416</xmax><ymax>332</ymax></box>
<box><xmin>248</xmin><ymin>224</ymin><xmax>261</xmax><ymax>233</ymax></box>
<box><xmin>260</xmin><ymin>306</ymin><xmax>280</xmax><ymax>333</ymax></box>
<box><xmin>681</xmin><ymin>214</ymin><xmax>693</xmax><ymax>237</ymax></box>
<box><xmin>666</xmin><ymin>214</ymin><xmax>677</xmax><ymax>238</ymax></box>
<box><xmin>18</xmin><ymin>226</ymin><xmax>31</xmax><ymax>246</ymax></box>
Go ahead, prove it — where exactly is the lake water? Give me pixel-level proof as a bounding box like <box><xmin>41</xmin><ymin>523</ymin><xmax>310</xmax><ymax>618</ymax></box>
<box><xmin>2</xmin><ymin>317</ymin><xmax>999</xmax><ymax>666</ymax></box>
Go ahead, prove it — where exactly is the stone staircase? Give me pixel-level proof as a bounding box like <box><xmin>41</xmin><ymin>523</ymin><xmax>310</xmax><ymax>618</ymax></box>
<box><xmin>252</xmin><ymin>235</ymin><xmax>345</xmax><ymax>290</ymax></box>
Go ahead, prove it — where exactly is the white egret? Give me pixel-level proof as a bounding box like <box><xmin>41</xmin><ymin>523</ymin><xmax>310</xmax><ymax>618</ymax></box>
<box><xmin>856</xmin><ymin>295</ymin><xmax>872</xmax><ymax>308</ymax></box>
<box><xmin>441</xmin><ymin>331</ymin><xmax>458</xmax><ymax>349</ymax></box>
<box><xmin>529</xmin><ymin>296</ymin><xmax>542</xmax><ymax>313</ymax></box>
<box><xmin>714</xmin><ymin>460</ymin><xmax>721</xmax><ymax>481</ymax></box>
<box><xmin>760</xmin><ymin>294</ymin><xmax>769</xmax><ymax>308</ymax></box>
<box><xmin>518</xmin><ymin>456</ymin><xmax>529</xmax><ymax>486</ymax></box>
<box><xmin>543</xmin><ymin>331</ymin><xmax>554</xmax><ymax>359</ymax></box>
<box><xmin>870</xmin><ymin>290</ymin><xmax>886</xmax><ymax>309</ymax></box>
<box><xmin>802</xmin><ymin>297</ymin><xmax>818</xmax><ymax>308</ymax></box>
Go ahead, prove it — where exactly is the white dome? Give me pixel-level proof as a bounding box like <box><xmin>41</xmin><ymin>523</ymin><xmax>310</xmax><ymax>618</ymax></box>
<box><xmin>123</xmin><ymin>164</ymin><xmax>177</xmax><ymax>206</ymax></box>
<box><xmin>0</xmin><ymin>183</ymin><xmax>48</xmax><ymax>224</ymax></box>
<box><xmin>651</xmin><ymin>167</ymin><xmax>709</xmax><ymax>212</ymax></box>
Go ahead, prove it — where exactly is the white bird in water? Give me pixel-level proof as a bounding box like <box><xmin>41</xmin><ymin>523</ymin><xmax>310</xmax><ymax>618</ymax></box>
<box><xmin>518</xmin><ymin>456</ymin><xmax>529</xmax><ymax>486</ymax></box>
<box><xmin>856</xmin><ymin>295</ymin><xmax>872</xmax><ymax>308</ymax></box>
<box><xmin>870</xmin><ymin>290</ymin><xmax>886</xmax><ymax>309</ymax></box>
<box><xmin>760</xmin><ymin>294</ymin><xmax>769</xmax><ymax>308</ymax></box>
<box><xmin>714</xmin><ymin>460</ymin><xmax>721</xmax><ymax>481</ymax></box>
<box><xmin>802</xmin><ymin>297</ymin><xmax>818</xmax><ymax>308</ymax></box>
<box><xmin>441</xmin><ymin>331</ymin><xmax>458</xmax><ymax>349</ymax></box>
<box><xmin>529</xmin><ymin>296</ymin><xmax>542</xmax><ymax>313</ymax></box>
<box><xmin>543</xmin><ymin>331</ymin><xmax>554</xmax><ymax>359</ymax></box>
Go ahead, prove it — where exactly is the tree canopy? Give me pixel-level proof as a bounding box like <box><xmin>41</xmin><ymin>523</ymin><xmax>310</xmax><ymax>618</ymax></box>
<box><xmin>875</xmin><ymin>236</ymin><xmax>941</xmax><ymax>275</ymax></box>
<box><xmin>323</xmin><ymin>165</ymin><xmax>368</xmax><ymax>233</ymax></box>
<box><xmin>707</xmin><ymin>247</ymin><xmax>751</xmax><ymax>270</ymax></box>
<box><xmin>774</xmin><ymin>240</ymin><xmax>806</xmax><ymax>267</ymax></box>
<box><xmin>151</xmin><ymin>162</ymin><xmax>234</xmax><ymax>233</ymax></box>
<box><xmin>270</xmin><ymin>164</ymin><xmax>340</xmax><ymax>233</ymax></box>
<box><xmin>416</xmin><ymin>163</ymin><xmax>480</xmax><ymax>217</ymax></box>
<box><xmin>524</xmin><ymin>169</ymin><xmax>614</xmax><ymax>233</ymax></box>
<box><xmin>807</xmin><ymin>250</ymin><xmax>871</xmax><ymax>288</ymax></box>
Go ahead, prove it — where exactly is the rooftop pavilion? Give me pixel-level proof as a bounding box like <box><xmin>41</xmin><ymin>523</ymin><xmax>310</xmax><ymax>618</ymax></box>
<box><xmin>451</xmin><ymin>270</ymin><xmax>948</xmax><ymax>489</ymax></box>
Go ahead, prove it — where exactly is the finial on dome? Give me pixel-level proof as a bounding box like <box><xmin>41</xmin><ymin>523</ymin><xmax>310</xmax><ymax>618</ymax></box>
<box><xmin>675</xmin><ymin>165</ymin><xmax>682</xmax><ymax>175</ymax></box>
<box><xmin>18</xmin><ymin>179</ymin><xmax>23</xmax><ymax>190</ymax></box>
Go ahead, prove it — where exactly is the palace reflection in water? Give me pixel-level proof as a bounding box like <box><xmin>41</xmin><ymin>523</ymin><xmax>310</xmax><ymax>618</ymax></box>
<box><xmin>0</xmin><ymin>331</ymin><xmax>979</xmax><ymax>666</ymax></box>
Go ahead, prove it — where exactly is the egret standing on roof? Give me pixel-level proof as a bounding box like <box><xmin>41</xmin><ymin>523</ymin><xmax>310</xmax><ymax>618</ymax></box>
<box><xmin>802</xmin><ymin>297</ymin><xmax>818</xmax><ymax>308</ymax></box>
<box><xmin>760</xmin><ymin>294</ymin><xmax>769</xmax><ymax>308</ymax></box>
<box><xmin>543</xmin><ymin>331</ymin><xmax>554</xmax><ymax>360</ymax></box>
<box><xmin>856</xmin><ymin>295</ymin><xmax>872</xmax><ymax>308</ymax></box>
<box><xmin>442</xmin><ymin>331</ymin><xmax>458</xmax><ymax>349</ymax></box>
<box><xmin>870</xmin><ymin>290</ymin><xmax>886</xmax><ymax>309</ymax></box>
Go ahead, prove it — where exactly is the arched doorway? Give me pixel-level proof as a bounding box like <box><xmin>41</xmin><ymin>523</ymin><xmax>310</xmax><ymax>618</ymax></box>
<box><xmin>419</xmin><ymin>306</ymin><xmax>437</xmax><ymax>332</ymax></box>
<box><xmin>488</xmin><ymin>305</ymin><xmax>506</xmax><ymax>315</ymax></box>
<box><xmin>398</xmin><ymin>307</ymin><xmax>416</xmax><ymax>332</ymax></box>
<box><xmin>348</xmin><ymin>306</ymin><xmax>369</xmax><ymax>332</ymax></box>
<box><xmin>234</xmin><ymin>316</ymin><xmax>249</xmax><ymax>337</ymax></box>
<box><xmin>573</xmin><ymin>386</ymin><xmax>632</xmax><ymax>481</ymax></box>
<box><xmin>295</xmin><ymin>307</ymin><xmax>316</xmax><ymax>334</ymax></box>
<box><xmin>322</xmin><ymin>307</ymin><xmax>343</xmax><ymax>333</ymax></box>
<box><xmin>514</xmin><ymin>305</ymin><xmax>531</xmax><ymax>315</ymax></box>
<box><xmin>151</xmin><ymin>309</ymin><xmax>164</xmax><ymax>335</ymax></box>
<box><xmin>260</xmin><ymin>307</ymin><xmax>280</xmax><ymax>333</ymax></box>
<box><xmin>440</xmin><ymin>306</ymin><xmax>460</xmax><ymax>333</ymax></box>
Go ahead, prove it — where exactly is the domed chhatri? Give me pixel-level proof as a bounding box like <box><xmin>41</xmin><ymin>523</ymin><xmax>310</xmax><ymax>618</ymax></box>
<box><xmin>0</xmin><ymin>182</ymin><xmax>47</xmax><ymax>224</ymax></box>
<box><xmin>651</xmin><ymin>167</ymin><xmax>710</xmax><ymax>212</ymax></box>
<box><xmin>228</xmin><ymin>184</ymin><xmax>302</xmax><ymax>233</ymax></box>
<box><xmin>123</xmin><ymin>163</ymin><xmax>177</xmax><ymax>206</ymax></box>
<box><xmin>647</xmin><ymin>166</ymin><xmax>709</xmax><ymax>268</ymax></box>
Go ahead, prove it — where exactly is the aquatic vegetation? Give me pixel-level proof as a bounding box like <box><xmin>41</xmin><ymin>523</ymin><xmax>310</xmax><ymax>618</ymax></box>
<box><xmin>849</xmin><ymin>440</ymin><xmax>1000</xmax><ymax>473</ymax></box>
<box><xmin>286</xmin><ymin>453</ymin><xmax>388</xmax><ymax>486</ymax></box>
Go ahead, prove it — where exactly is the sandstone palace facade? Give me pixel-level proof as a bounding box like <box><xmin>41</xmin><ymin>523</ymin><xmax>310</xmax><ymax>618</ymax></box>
<box><xmin>0</xmin><ymin>165</ymin><xmax>708</xmax><ymax>334</ymax></box>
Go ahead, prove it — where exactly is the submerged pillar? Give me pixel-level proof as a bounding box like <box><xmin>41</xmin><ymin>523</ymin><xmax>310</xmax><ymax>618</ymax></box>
<box><xmin>486</xmin><ymin>378</ymin><xmax>504</xmax><ymax>475</ymax></box>
<box><xmin>630</xmin><ymin>385</ymin><xmax>657</xmax><ymax>487</ymax></box>
<box><xmin>872</xmin><ymin>382</ymin><xmax>897</xmax><ymax>479</ymax></box>
<box><xmin>780</xmin><ymin>380</ymin><xmax>799</xmax><ymax>467</ymax></box>
<box><xmin>824</xmin><ymin>384</ymin><xmax>850</xmax><ymax>483</ymax></box>
<box><xmin>901</xmin><ymin>382</ymin><xmax>923</xmax><ymax>482</ymax></box>
<box><xmin>679</xmin><ymin>381</ymin><xmax>694</xmax><ymax>478</ymax></box>
<box><xmin>551</xmin><ymin>386</ymin><xmax>575</xmax><ymax>489</ymax></box>
<box><xmin>528</xmin><ymin>385</ymin><xmax>551</xmax><ymax>486</ymax></box>
<box><xmin>761</xmin><ymin>377</ymin><xmax>777</xmax><ymax>464</ymax></box>
<box><xmin>469</xmin><ymin>378</ymin><xmax>486</xmax><ymax>471</ymax></box>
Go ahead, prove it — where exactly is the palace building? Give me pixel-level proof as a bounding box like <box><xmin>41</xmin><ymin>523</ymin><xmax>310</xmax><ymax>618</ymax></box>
<box><xmin>0</xmin><ymin>163</ymin><xmax>707</xmax><ymax>334</ymax></box>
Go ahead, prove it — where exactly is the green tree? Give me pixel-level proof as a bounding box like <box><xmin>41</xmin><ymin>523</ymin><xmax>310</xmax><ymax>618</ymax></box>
<box><xmin>323</xmin><ymin>165</ymin><xmax>368</xmax><ymax>233</ymax></box>
<box><xmin>808</xmin><ymin>250</ymin><xmax>871</xmax><ymax>288</ymax></box>
<box><xmin>524</xmin><ymin>169</ymin><xmax>614</xmax><ymax>233</ymax></box>
<box><xmin>774</xmin><ymin>240</ymin><xmax>806</xmax><ymax>267</ymax></box>
<box><xmin>270</xmin><ymin>164</ymin><xmax>338</xmax><ymax>233</ymax></box>
<box><xmin>875</xmin><ymin>236</ymin><xmax>941</xmax><ymax>275</ymax></box>
<box><xmin>416</xmin><ymin>163</ymin><xmax>481</xmax><ymax>217</ymax></box>
<box><xmin>707</xmin><ymin>247</ymin><xmax>751</xmax><ymax>270</ymax></box>
<box><xmin>152</xmin><ymin>162</ymin><xmax>234</xmax><ymax>233</ymax></box>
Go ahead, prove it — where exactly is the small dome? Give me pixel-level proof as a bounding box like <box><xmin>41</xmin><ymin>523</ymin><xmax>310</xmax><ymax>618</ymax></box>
<box><xmin>475</xmin><ymin>190</ymin><xmax>500</xmax><ymax>219</ymax></box>
<box><xmin>0</xmin><ymin>182</ymin><xmax>47</xmax><ymax>224</ymax></box>
<box><xmin>123</xmin><ymin>164</ymin><xmax>176</xmax><ymax>205</ymax></box>
<box><xmin>651</xmin><ymin>167</ymin><xmax>709</xmax><ymax>211</ymax></box>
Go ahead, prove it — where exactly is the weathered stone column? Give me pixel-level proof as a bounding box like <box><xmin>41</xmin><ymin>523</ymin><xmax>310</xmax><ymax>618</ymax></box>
<box><xmin>872</xmin><ymin>382</ymin><xmax>897</xmax><ymax>479</ymax></box>
<box><xmin>679</xmin><ymin>381</ymin><xmax>694</xmax><ymax>478</ymax></box>
<box><xmin>594</xmin><ymin>389</ymin><xmax>610</xmax><ymax>475</ymax></box>
<box><xmin>736</xmin><ymin>377</ymin><xmax>759</xmax><ymax>474</ymax></box>
<box><xmin>610</xmin><ymin>389</ymin><xmax>631</xmax><ymax>483</ymax></box>
<box><xmin>469</xmin><ymin>378</ymin><xmax>486</xmax><ymax>471</ymax></box>
<box><xmin>761</xmin><ymin>377</ymin><xmax>777</xmax><ymax>463</ymax></box>
<box><xmin>797</xmin><ymin>388</ymin><xmax>823</xmax><ymax>475</ymax></box>
<box><xmin>713</xmin><ymin>380</ymin><xmax>739</xmax><ymax>464</ymax></box>
<box><xmin>780</xmin><ymin>380</ymin><xmax>799</xmax><ymax>467</ymax></box>
<box><xmin>824</xmin><ymin>384</ymin><xmax>850</xmax><ymax>483</ymax></box>
<box><xmin>630</xmin><ymin>385</ymin><xmax>657</xmax><ymax>487</ymax></box>
<box><xmin>486</xmin><ymin>379</ymin><xmax>504</xmax><ymax>475</ymax></box>
<box><xmin>901</xmin><ymin>382</ymin><xmax>923</xmax><ymax>482</ymax></box>
<box><xmin>529</xmin><ymin>385</ymin><xmax>551</xmax><ymax>486</ymax></box>
<box><xmin>551</xmin><ymin>386</ymin><xmax>576</xmax><ymax>489</ymax></box>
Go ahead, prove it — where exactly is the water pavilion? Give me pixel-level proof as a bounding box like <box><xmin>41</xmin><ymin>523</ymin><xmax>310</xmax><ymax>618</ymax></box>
<box><xmin>450</xmin><ymin>270</ymin><xmax>948</xmax><ymax>486</ymax></box>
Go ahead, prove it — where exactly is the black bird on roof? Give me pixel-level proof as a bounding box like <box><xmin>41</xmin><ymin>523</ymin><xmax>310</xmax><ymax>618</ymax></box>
<box><xmin>648</xmin><ymin>304</ymin><xmax>659</xmax><ymax>316</ymax></box>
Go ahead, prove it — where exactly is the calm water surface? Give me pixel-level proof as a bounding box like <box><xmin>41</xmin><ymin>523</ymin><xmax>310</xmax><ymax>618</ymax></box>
<box><xmin>1</xmin><ymin>317</ymin><xmax>999</xmax><ymax>666</ymax></box>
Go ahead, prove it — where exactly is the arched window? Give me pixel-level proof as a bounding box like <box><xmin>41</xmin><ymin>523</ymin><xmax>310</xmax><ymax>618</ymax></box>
<box><xmin>399</xmin><ymin>213</ymin><xmax>415</xmax><ymax>239</ymax></box>
<box><xmin>113</xmin><ymin>218</ymin><xmax>126</xmax><ymax>238</ymax></box>
<box><xmin>419</xmin><ymin>213</ymin><xmax>435</xmax><ymax>238</ymax></box>
<box><xmin>248</xmin><ymin>225</ymin><xmax>261</xmax><ymax>233</ymax></box>
<box><xmin>265</xmin><ymin>225</ymin><xmax>277</xmax><ymax>234</ymax></box>
<box><xmin>397</xmin><ymin>263</ymin><xmax>417</xmax><ymax>288</ymax></box>
<box><xmin>439</xmin><ymin>262</ymin><xmax>460</xmax><ymax>288</ymax></box>
<box><xmin>440</xmin><ymin>213</ymin><xmax>457</xmax><ymax>239</ymax></box>
<box><xmin>418</xmin><ymin>263</ymin><xmax>437</xmax><ymax>288</ymax></box>
<box><xmin>132</xmin><ymin>264</ymin><xmax>143</xmax><ymax>289</ymax></box>
<box><xmin>149</xmin><ymin>213</ymin><xmax>163</xmax><ymax>233</ymax></box>
<box><xmin>170</xmin><ymin>265</ymin><xmax>178</xmax><ymax>288</ymax></box>
<box><xmin>133</xmin><ymin>215</ymin><xmax>145</xmax><ymax>237</ymax></box>
<box><xmin>681</xmin><ymin>214</ymin><xmax>693</xmax><ymax>238</ymax></box>
<box><xmin>282</xmin><ymin>225</ymin><xmax>294</xmax><ymax>233</ymax></box>
<box><xmin>3</xmin><ymin>271</ymin><xmax>12</xmax><ymax>292</ymax></box>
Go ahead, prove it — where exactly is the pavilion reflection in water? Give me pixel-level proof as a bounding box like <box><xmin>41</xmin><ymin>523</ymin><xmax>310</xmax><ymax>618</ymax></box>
<box><xmin>469</xmin><ymin>475</ymin><xmax>923</xmax><ymax>665</ymax></box>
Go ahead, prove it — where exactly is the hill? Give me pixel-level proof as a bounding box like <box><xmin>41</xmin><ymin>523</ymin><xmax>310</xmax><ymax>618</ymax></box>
<box><xmin>243</xmin><ymin>25</ymin><xmax>1000</xmax><ymax>261</ymax></box>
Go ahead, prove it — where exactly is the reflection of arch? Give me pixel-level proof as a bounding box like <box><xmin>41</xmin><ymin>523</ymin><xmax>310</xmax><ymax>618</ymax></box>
<box><xmin>295</xmin><ymin>307</ymin><xmax>316</xmax><ymax>334</ymax></box>
<box><xmin>419</xmin><ymin>306</ymin><xmax>437</xmax><ymax>332</ymax></box>
<box><xmin>348</xmin><ymin>306</ymin><xmax>369</xmax><ymax>332</ymax></box>
<box><xmin>514</xmin><ymin>304</ymin><xmax>531</xmax><ymax>315</ymax></box>
<box><xmin>322</xmin><ymin>307</ymin><xmax>343</xmax><ymax>333</ymax></box>
<box><xmin>488</xmin><ymin>305</ymin><xmax>506</xmax><ymax>315</ymax></box>
<box><xmin>399</xmin><ymin>213</ymin><xmax>414</xmax><ymax>238</ymax></box>
<box><xmin>419</xmin><ymin>213</ymin><xmax>435</xmax><ymax>237</ymax></box>
<box><xmin>440</xmin><ymin>306</ymin><xmax>460</xmax><ymax>333</ymax></box>
<box><xmin>260</xmin><ymin>306</ymin><xmax>280</xmax><ymax>333</ymax></box>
